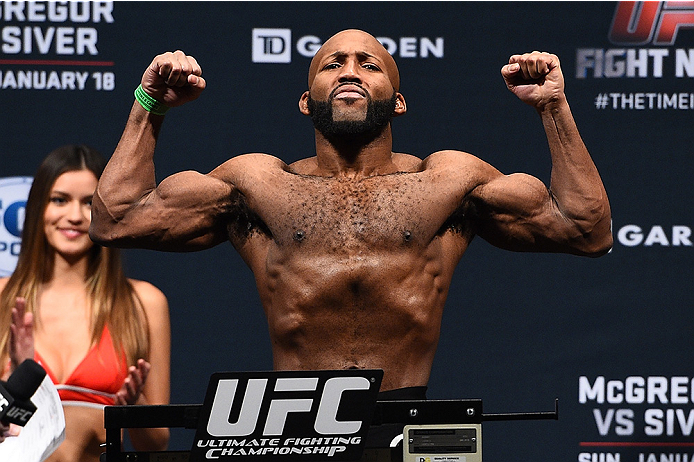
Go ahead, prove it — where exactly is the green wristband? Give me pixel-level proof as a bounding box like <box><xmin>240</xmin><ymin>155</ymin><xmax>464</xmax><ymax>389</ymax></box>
<box><xmin>134</xmin><ymin>84</ymin><xmax>170</xmax><ymax>116</ymax></box>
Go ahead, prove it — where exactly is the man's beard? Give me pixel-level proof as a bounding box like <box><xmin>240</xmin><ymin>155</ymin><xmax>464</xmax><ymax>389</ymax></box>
<box><xmin>307</xmin><ymin>90</ymin><xmax>397</xmax><ymax>142</ymax></box>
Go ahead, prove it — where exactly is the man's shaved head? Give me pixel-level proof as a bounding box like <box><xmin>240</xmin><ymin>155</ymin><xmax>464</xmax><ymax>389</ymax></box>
<box><xmin>308</xmin><ymin>29</ymin><xmax>400</xmax><ymax>91</ymax></box>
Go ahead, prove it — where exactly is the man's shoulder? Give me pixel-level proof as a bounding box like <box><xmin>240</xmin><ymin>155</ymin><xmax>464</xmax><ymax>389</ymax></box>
<box><xmin>222</xmin><ymin>152</ymin><xmax>288</xmax><ymax>169</ymax></box>
<box><xmin>287</xmin><ymin>156</ymin><xmax>318</xmax><ymax>175</ymax></box>
<box><xmin>420</xmin><ymin>150</ymin><xmax>489</xmax><ymax>171</ymax></box>
<box><xmin>392</xmin><ymin>152</ymin><xmax>423</xmax><ymax>171</ymax></box>
<box><xmin>211</xmin><ymin>153</ymin><xmax>290</xmax><ymax>181</ymax></box>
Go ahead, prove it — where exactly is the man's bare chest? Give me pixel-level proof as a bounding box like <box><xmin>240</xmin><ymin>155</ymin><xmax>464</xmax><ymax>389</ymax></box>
<box><xmin>234</xmin><ymin>173</ymin><xmax>470</xmax><ymax>249</ymax></box>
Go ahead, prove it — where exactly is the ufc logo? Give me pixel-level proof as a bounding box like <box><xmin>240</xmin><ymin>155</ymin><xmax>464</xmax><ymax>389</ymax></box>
<box><xmin>207</xmin><ymin>376</ymin><xmax>371</xmax><ymax>437</ymax></box>
<box><xmin>609</xmin><ymin>1</ymin><xmax>694</xmax><ymax>45</ymax></box>
<box><xmin>5</xmin><ymin>406</ymin><xmax>31</xmax><ymax>422</ymax></box>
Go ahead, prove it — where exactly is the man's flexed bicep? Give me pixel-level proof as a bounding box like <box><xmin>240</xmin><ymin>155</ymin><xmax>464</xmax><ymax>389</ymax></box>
<box><xmin>91</xmin><ymin>168</ymin><xmax>234</xmax><ymax>251</ymax></box>
<box><xmin>469</xmin><ymin>171</ymin><xmax>611</xmax><ymax>257</ymax></box>
<box><xmin>488</xmin><ymin>51</ymin><xmax>612</xmax><ymax>256</ymax></box>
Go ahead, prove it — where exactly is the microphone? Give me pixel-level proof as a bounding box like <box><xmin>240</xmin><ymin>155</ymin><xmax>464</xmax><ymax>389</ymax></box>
<box><xmin>0</xmin><ymin>359</ymin><xmax>47</xmax><ymax>426</ymax></box>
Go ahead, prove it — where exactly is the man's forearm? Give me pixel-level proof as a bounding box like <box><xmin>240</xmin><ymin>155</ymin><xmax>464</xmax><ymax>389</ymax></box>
<box><xmin>540</xmin><ymin>97</ymin><xmax>613</xmax><ymax>254</ymax></box>
<box><xmin>90</xmin><ymin>102</ymin><xmax>164</xmax><ymax>243</ymax></box>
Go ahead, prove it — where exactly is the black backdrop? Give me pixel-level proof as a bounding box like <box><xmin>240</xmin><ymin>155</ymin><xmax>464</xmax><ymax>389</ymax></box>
<box><xmin>1</xmin><ymin>2</ymin><xmax>693</xmax><ymax>461</ymax></box>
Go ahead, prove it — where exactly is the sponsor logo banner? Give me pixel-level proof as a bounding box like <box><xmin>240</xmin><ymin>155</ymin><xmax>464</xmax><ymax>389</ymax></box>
<box><xmin>578</xmin><ymin>375</ymin><xmax>694</xmax><ymax>462</ymax></box>
<box><xmin>616</xmin><ymin>224</ymin><xmax>693</xmax><ymax>248</ymax></box>
<box><xmin>192</xmin><ymin>370</ymin><xmax>383</xmax><ymax>461</ymax></box>
<box><xmin>575</xmin><ymin>1</ymin><xmax>694</xmax><ymax>113</ymax></box>
<box><xmin>0</xmin><ymin>176</ymin><xmax>32</xmax><ymax>276</ymax></box>
<box><xmin>0</xmin><ymin>1</ymin><xmax>116</xmax><ymax>91</ymax></box>
<box><xmin>252</xmin><ymin>28</ymin><xmax>444</xmax><ymax>63</ymax></box>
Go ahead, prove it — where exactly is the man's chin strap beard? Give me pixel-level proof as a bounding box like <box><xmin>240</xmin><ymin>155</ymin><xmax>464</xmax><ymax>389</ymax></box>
<box><xmin>307</xmin><ymin>94</ymin><xmax>396</xmax><ymax>146</ymax></box>
<box><xmin>322</xmin><ymin>123</ymin><xmax>388</xmax><ymax>148</ymax></box>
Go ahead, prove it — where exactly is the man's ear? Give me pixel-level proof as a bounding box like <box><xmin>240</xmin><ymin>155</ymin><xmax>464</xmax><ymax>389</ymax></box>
<box><xmin>299</xmin><ymin>91</ymin><xmax>311</xmax><ymax>115</ymax></box>
<box><xmin>393</xmin><ymin>93</ymin><xmax>407</xmax><ymax>117</ymax></box>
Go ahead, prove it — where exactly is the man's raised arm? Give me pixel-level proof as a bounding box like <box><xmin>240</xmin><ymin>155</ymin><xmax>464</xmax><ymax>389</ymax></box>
<box><xmin>470</xmin><ymin>52</ymin><xmax>612</xmax><ymax>256</ymax></box>
<box><xmin>90</xmin><ymin>51</ymin><xmax>232</xmax><ymax>251</ymax></box>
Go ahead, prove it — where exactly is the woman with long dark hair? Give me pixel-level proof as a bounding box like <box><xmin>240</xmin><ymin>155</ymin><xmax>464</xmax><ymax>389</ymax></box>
<box><xmin>0</xmin><ymin>145</ymin><xmax>170</xmax><ymax>461</ymax></box>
